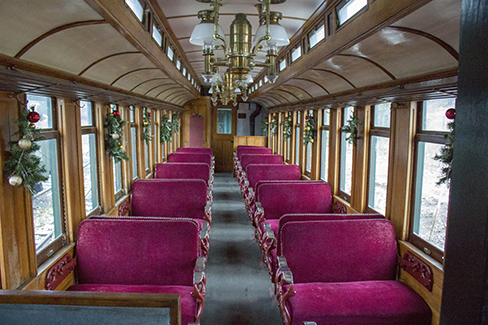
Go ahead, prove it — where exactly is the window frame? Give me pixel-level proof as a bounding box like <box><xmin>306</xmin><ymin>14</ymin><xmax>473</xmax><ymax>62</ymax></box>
<box><xmin>304</xmin><ymin>110</ymin><xmax>314</xmax><ymax>177</ymax></box>
<box><xmin>308</xmin><ymin>23</ymin><xmax>325</xmax><ymax>50</ymax></box>
<box><xmin>291</xmin><ymin>44</ymin><xmax>302</xmax><ymax>63</ymax></box>
<box><xmin>336</xmin><ymin>0</ymin><xmax>368</xmax><ymax>28</ymax></box>
<box><xmin>124</xmin><ymin>0</ymin><xmax>146</xmax><ymax>26</ymax></box>
<box><xmin>338</xmin><ymin>106</ymin><xmax>354</xmax><ymax>202</ymax></box>
<box><xmin>319</xmin><ymin>108</ymin><xmax>330</xmax><ymax>182</ymax></box>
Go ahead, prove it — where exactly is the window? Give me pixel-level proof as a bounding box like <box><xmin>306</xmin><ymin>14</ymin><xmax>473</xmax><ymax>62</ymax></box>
<box><xmin>411</xmin><ymin>98</ymin><xmax>456</xmax><ymax>261</ymax></box>
<box><xmin>368</xmin><ymin>103</ymin><xmax>391</xmax><ymax>215</ymax></box>
<box><xmin>176</xmin><ymin>60</ymin><xmax>181</xmax><ymax>70</ymax></box>
<box><xmin>111</xmin><ymin>104</ymin><xmax>123</xmax><ymax>200</ymax></box>
<box><xmin>152</xmin><ymin>24</ymin><xmax>162</xmax><ymax>46</ymax></box>
<box><xmin>291</xmin><ymin>45</ymin><xmax>302</xmax><ymax>62</ymax></box>
<box><xmin>167</xmin><ymin>46</ymin><xmax>174</xmax><ymax>61</ymax></box>
<box><xmin>188</xmin><ymin>74</ymin><xmax>192</xmax><ymax>81</ymax></box>
<box><xmin>217</xmin><ymin>109</ymin><xmax>232</xmax><ymax>134</ymax></box>
<box><xmin>259</xmin><ymin>80</ymin><xmax>263</xmax><ymax>87</ymax></box>
<box><xmin>305</xmin><ymin>110</ymin><xmax>313</xmax><ymax>174</ymax></box>
<box><xmin>80</xmin><ymin>101</ymin><xmax>100</xmax><ymax>216</ymax></box>
<box><xmin>27</xmin><ymin>94</ymin><xmax>65</xmax><ymax>266</ymax></box>
<box><xmin>320</xmin><ymin>109</ymin><xmax>330</xmax><ymax>181</ymax></box>
<box><xmin>153</xmin><ymin>117</ymin><xmax>158</xmax><ymax>164</ymax></box>
<box><xmin>130</xmin><ymin>107</ymin><xmax>138</xmax><ymax>180</ymax></box>
<box><xmin>339</xmin><ymin>106</ymin><xmax>354</xmax><ymax>198</ymax></box>
<box><xmin>337</xmin><ymin>0</ymin><xmax>367</xmax><ymax>26</ymax></box>
<box><xmin>145</xmin><ymin>141</ymin><xmax>150</xmax><ymax>173</ymax></box>
<box><xmin>308</xmin><ymin>24</ymin><xmax>325</xmax><ymax>49</ymax></box>
<box><xmin>279</xmin><ymin>59</ymin><xmax>286</xmax><ymax>72</ymax></box>
<box><xmin>182</xmin><ymin>67</ymin><xmax>187</xmax><ymax>77</ymax></box>
<box><xmin>125</xmin><ymin>0</ymin><xmax>144</xmax><ymax>22</ymax></box>
<box><xmin>295</xmin><ymin>111</ymin><xmax>301</xmax><ymax>165</ymax></box>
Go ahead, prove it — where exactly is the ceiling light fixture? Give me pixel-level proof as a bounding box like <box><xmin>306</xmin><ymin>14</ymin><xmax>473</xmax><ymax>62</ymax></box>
<box><xmin>190</xmin><ymin>0</ymin><xmax>289</xmax><ymax>106</ymax></box>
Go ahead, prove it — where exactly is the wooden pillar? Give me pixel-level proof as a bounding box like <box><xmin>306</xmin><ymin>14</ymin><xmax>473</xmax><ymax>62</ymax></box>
<box><xmin>441</xmin><ymin>1</ymin><xmax>488</xmax><ymax>323</ymax></box>
<box><xmin>328</xmin><ymin>108</ymin><xmax>342</xmax><ymax>196</ymax></box>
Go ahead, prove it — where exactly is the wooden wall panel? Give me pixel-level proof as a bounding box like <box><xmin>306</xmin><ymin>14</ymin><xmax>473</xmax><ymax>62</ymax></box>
<box><xmin>233</xmin><ymin>136</ymin><xmax>267</xmax><ymax>150</ymax></box>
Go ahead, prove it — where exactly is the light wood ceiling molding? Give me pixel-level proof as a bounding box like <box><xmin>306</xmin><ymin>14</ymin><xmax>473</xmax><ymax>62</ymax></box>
<box><xmin>165</xmin><ymin>91</ymin><xmax>192</xmax><ymax>103</ymax></box>
<box><xmin>279</xmin><ymin>84</ymin><xmax>314</xmax><ymax>99</ymax></box>
<box><xmin>155</xmin><ymin>87</ymin><xmax>187</xmax><ymax>99</ymax></box>
<box><xmin>109</xmin><ymin>68</ymin><xmax>159</xmax><ymax>86</ymax></box>
<box><xmin>256</xmin><ymin>94</ymin><xmax>284</xmax><ymax>106</ymax></box>
<box><xmin>144</xmin><ymin>84</ymin><xmax>174</xmax><ymax>96</ymax></box>
<box><xmin>14</xmin><ymin>20</ymin><xmax>107</xmax><ymax>59</ymax></box>
<box><xmin>130</xmin><ymin>78</ymin><xmax>171</xmax><ymax>92</ymax></box>
<box><xmin>291</xmin><ymin>78</ymin><xmax>331</xmax><ymax>95</ymax></box>
<box><xmin>387</xmin><ymin>26</ymin><xmax>459</xmax><ymax>61</ymax></box>
<box><xmin>311</xmin><ymin>68</ymin><xmax>358</xmax><ymax>88</ymax></box>
<box><xmin>78</xmin><ymin>51</ymin><xmax>140</xmax><ymax>76</ymax></box>
<box><xmin>266</xmin><ymin>91</ymin><xmax>294</xmax><ymax>103</ymax></box>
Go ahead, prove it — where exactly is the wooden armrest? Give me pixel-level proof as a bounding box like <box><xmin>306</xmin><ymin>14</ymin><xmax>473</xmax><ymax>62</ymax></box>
<box><xmin>277</xmin><ymin>256</ymin><xmax>293</xmax><ymax>284</ymax></box>
<box><xmin>193</xmin><ymin>257</ymin><xmax>206</xmax><ymax>285</ymax></box>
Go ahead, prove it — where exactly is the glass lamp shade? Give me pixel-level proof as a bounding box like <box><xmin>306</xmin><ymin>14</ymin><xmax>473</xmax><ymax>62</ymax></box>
<box><xmin>189</xmin><ymin>22</ymin><xmax>225</xmax><ymax>46</ymax></box>
<box><xmin>253</xmin><ymin>24</ymin><xmax>289</xmax><ymax>48</ymax></box>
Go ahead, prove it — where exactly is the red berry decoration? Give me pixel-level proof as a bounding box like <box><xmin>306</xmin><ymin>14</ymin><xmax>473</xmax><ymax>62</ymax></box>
<box><xmin>445</xmin><ymin>108</ymin><xmax>456</xmax><ymax>120</ymax></box>
<box><xmin>27</xmin><ymin>111</ymin><xmax>40</xmax><ymax>123</ymax></box>
<box><xmin>148</xmin><ymin>113</ymin><xmax>151</xmax><ymax>117</ymax></box>
<box><xmin>113</xmin><ymin>110</ymin><xmax>120</xmax><ymax>117</ymax></box>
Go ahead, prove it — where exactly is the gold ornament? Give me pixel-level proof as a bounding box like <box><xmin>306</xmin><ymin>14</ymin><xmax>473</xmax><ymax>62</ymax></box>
<box><xmin>111</xmin><ymin>133</ymin><xmax>120</xmax><ymax>140</ymax></box>
<box><xmin>8</xmin><ymin>174</ymin><xmax>22</xmax><ymax>186</ymax></box>
<box><xmin>119</xmin><ymin>144</ymin><xmax>124</xmax><ymax>149</ymax></box>
<box><xmin>18</xmin><ymin>137</ymin><xmax>32</xmax><ymax>150</ymax></box>
<box><xmin>310</xmin><ymin>139</ymin><xmax>314</xmax><ymax>143</ymax></box>
<box><xmin>306</xmin><ymin>126</ymin><xmax>311</xmax><ymax>131</ymax></box>
<box><xmin>29</xmin><ymin>123</ymin><xmax>36</xmax><ymax>129</ymax></box>
<box><xmin>144</xmin><ymin>121</ymin><xmax>149</xmax><ymax>126</ymax></box>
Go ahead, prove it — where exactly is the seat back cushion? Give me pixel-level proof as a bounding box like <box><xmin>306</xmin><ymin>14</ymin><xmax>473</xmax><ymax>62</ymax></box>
<box><xmin>280</xmin><ymin>219</ymin><xmax>397</xmax><ymax>283</ymax></box>
<box><xmin>167</xmin><ymin>152</ymin><xmax>212</xmax><ymax>166</ymax></box>
<box><xmin>257</xmin><ymin>182</ymin><xmax>332</xmax><ymax>220</ymax></box>
<box><xmin>177</xmin><ymin>147</ymin><xmax>213</xmax><ymax>156</ymax></box>
<box><xmin>131</xmin><ymin>179</ymin><xmax>207</xmax><ymax>219</ymax></box>
<box><xmin>76</xmin><ymin>218</ymin><xmax>199</xmax><ymax>286</ymax></box>
<box><xmin>155</xmin><ymin>162</ymin><xmax>210</xmax><ymax>182</ymax></box>
<box><xmin>246</xmin><ymin>164</ymin><xmax>301</xmax><ymax>189</ymax></box>
<box><xmin>240</xmin><ymin>154</ymin><xmax>283</xmax><ymax>171</ymax></box>
<box><xmin>237</xmin><ymin>147</ymin><xmax>272</xmax><ymax>160</ymax></box>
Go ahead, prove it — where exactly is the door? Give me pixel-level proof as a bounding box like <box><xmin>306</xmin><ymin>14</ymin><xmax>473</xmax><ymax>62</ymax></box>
<box><xmin>212</xmin><ymin>106</ymin><xmax>237</xmax><ymax>172</ymax></box>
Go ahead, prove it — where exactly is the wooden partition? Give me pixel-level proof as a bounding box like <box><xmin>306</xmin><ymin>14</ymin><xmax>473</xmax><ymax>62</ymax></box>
<box><xmin>0</xmin><ymin>290</ymin><xmax>181</xmax><ymax>325</ymax></box>
<box><xmin>233</xmin><ymin>136</ymin><xmax>267</xmax><ymax>150</ymax></box>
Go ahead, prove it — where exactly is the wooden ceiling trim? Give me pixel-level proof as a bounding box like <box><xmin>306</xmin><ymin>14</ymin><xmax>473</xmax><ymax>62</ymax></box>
<box><xmin>311</xmin><ymin>68</ymin><xmax>357</xmax><ymax>88</ymax></box>
<box><xmin>109</xmin><ymin>68</ymin><xmax>159</xmax><ymax>86</ymax></box>
<box><xmin>265</xmin><ymin>92</ymin><xmax>292</xmax><ymax>104</ymax></box>
<box><xmin>280</xmin><ymin>84</ymin><xmax>314</xmax><ymax>99</ymax></box>
<box><xmin>387</xmin><ymin>26</ymin><xmax>459</xmax><ymax>61</ymax></box>
<box><xmin>15</xmin><ymin>20</ymin><xmax>107</xmax><ymax>59</ymax></box>
<box><xmin>254</xmin><ymin>97</ymin><xmax>276</xmax><ymax>107</ymax></box>
<box><xmin>144</xmin><ymin>84</ymin><xmax>174</xmax><ymax>96</ymax></box>
<box><xmin>78</xmin><ymin>51</ymin><xmax>140</xmax><ymax>76</ymax></box>
<box><xmin>292</xmin><ymin>78</ymin><xmax>331</xmax><ymax>95</ymax></box>
<box><xmin>164</xmin><ymin>91</ymin><xmax>190</xmax><ymax>102</ymax></box>
<box><xmin>335</xmin><ymin>54</ymin><xmax>397</xmax><ymax>80</ymax></box>
<box><xmin>155</xmin><ymin>87</ymin><xmax>186</xmax><ymax>99</ymax></box>
<box><xmin>130</xmin><ymin>78</ymin><xmax>171</xmax><ymax>91</ymax></box>
<box><xmin>257</xmin><ymin>94</ymin><xmax>284</xmax><ymax>106</ymax></box>
<box><xmin>274</xmin><ymin>88</ymin><xmax>301</xmax><ymax>101</ymax></box>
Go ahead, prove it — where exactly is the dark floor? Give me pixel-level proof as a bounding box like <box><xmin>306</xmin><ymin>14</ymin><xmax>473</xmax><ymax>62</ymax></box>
<box><xmin>199</xmin><ymin>173</ymin><xmax>283</xmax><ymax>325</ymax></box>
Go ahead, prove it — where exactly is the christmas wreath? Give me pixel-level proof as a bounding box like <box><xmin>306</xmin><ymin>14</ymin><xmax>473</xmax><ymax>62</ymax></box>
<box><xmin>142</xmin><ymin>109</ymin><xmax>152</xmax><ymax>144</ymax></box>
<box><xmin>160</xmin><ymin>114</ymin><xmax>173</xmax><ymax>143</ymax></box>
<box><xmin>342</xmin><ymin>112</ymin><xmax>359</xmax><ymax>145</ymax></box>
<box><xmin>269</xmin><ymin>116</ymin><xmax>278</xmax><ymax>136</ymax></box>
<box><xmin>4</xmin><ymin>107</ymin><xmax>48</xmax><ymax>195</ymax></box>
<box><xmin>104</xmin><ymin>109</ymin><xmax>130</xmax><ymax>163</ymax></box>
<box><xmin>283</xmin><ymin>115</ymin><xmax>292</xmax><ymax>141</ymax></box>
<box><xmin>303</xmin><ymin>115</ymin><xmax>316</xmax><ymax>145</ymax></box>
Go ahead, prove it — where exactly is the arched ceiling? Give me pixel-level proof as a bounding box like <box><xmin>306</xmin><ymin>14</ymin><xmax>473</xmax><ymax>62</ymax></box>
<box><xmin>0</xmin><ymin>0</ymin><xmax>198</xmax><ymax>109</ymax></box>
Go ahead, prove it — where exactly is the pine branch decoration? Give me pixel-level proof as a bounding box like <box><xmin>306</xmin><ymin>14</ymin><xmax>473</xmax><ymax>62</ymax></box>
<box><xmin>262</xmin><ymin>116</ymin><xmax>269</xmax><ymax>136</ymax></box>
<box><xmin>283</xmin><ymin>115</ymin><xmax>292</xmax><ymax>141</ymax></box>
<box><xmin>160</xmin><ymin>114</ymin><xmax>173</xmax><ymax>143</ymax></box>
<box><xmin>172</xmin><ymin>113</ymin><xmax>180</xmax><ymax>134</ymax></box>
<box><xmin>142</xmin><ymin>109</ymin><xmax>152</xmax><ymax>144</ymax></box>
<box><xmin>269</xmin><ymin>116</ymin><xmax>278</xmax><ymax>136</ymax></box>
<box><xmin>4</xmin><ymin>108</ymin><xmax>48</xmax><ymax>195</ymax></box>
<box><xmin>303</xmin><ymin>115</ymin><xmax>316</xmax><ymax>145</ymax></box>
<box><xmin>342</xmin><ymin>113</ymin><xmax>359</xmax><ymax>145</ymax></box>
<box><xmin>104</xmin><ymin>111</ymin><xmax>130</xmax><ymax>163</ymax></box>
<box><xmin>434</xmin><ymin>120</ymin><xmax>455</xmax><ymax>187</ymax></box>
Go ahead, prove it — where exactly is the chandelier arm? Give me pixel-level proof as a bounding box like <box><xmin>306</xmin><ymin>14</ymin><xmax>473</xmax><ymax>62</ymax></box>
<box><xmin>212</xmin><ymin>0</ymin><xmax>228</xmax><ymax>52</ymax></box>
<box><xmin>251</xmin><ymin>0</ymin><xmax>271</xmax><ymax>56</ymax></box>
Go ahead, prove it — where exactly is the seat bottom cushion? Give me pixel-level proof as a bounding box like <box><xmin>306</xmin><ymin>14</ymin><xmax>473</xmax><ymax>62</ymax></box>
<box><xmin>68</xmin><ymin>284</ymin><xmax>196</xmax><ymax>325</ymax></box>
<box><xmin>284</xmin><ymin>280</ymin><xmax>431</xmax><ymax>325</ymax></box>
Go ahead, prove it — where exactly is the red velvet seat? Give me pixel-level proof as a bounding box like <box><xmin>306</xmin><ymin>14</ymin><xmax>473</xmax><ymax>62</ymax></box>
<box><xmin>68</xmin><ymin>218</ymin><xmax>205</xmax><ymax>325</ymax></box>
<box><xmin>276</xmin><ymin>219</ymin><xmax>431</xmax><ymax>325</ymax></box>
<box><xmin>242</xmin><ymin>164</ymin><xmax>301</xmax><ymax>200</ymax></box>
<box><xmin>131</xmin><ymin>179</ymin><xmax>212</xmax><ymax>226</ymax></box>
<box><xmin>237</xmin><ymin>154</ymin><xmax>283</xmax><ymax>186</ymax></box>
<box><xmin>178</xmin><ymin>147</ymin><xmax>213</xmax><ymax>156</ymax></box>
<box><xmin>168</xmin><ymin>152</ymin><xmax>213</xmax><ymax>169</ymax></box>
<box><xmin>233</xmin><ymin>146</ymin><xmax>272</xmax><ymax>170</ymax></box>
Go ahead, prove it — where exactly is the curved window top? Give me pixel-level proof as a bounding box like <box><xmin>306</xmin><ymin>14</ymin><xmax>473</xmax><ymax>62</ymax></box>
<box><xmin>337</xmin><ymin>0</ymin><xmax>367</xmax><ymax>26</ymax></box>
<box><xmin>125</xmin><ymin>0</ymin><xmax>144</xmax><ymax>22</ymax></box>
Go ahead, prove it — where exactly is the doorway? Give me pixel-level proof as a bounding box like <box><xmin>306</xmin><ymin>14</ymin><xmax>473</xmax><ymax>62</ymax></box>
<box><xmin>212</xmin><ymin>106</ymin><xmax>237</xmax><ymax>172</ymax></box>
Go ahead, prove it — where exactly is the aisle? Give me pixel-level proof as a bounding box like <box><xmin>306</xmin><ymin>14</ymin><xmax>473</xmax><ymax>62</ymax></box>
<box><xmin>200</xmin><ymin>173</ymin><xmax>282</xmax><ymax>325</ymax></box>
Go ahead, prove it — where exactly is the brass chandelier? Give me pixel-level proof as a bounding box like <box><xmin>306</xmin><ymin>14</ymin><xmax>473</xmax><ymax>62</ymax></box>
<box><xmin>190</xmin><ymin>0</ymin><xmax>289</xmax><ymax>106</ymax></box>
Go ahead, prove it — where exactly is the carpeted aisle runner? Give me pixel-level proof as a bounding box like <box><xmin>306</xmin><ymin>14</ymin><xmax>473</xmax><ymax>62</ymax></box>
<box><xmin>200</xmin><ymin>173</ymin><xmax>283</xmax><ymax>325</ymax></box>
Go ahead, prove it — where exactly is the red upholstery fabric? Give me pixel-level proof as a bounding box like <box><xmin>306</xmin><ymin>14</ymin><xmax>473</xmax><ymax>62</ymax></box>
<box><xmin>168</xmin><ymin>152</ymin><xmax>212</xmax><ymax>166</ymax></box>
<box><xmin>178</xmin><ymin>147</ymin><xmax>213</xmax><ymax>156</ymax></box>
<box><xmin>284</xmin><ymin>281</ymin><xmax>432</xmax><ymax>325</ymax></box>
<box><xmin>246</xmin><ymin>164</ymin><xmax>301</xmax><ymax>190</ymax></box>
<box><xmin>240</xmin><ymin>154</ymin><xmax>283</xmax><ymax>171</ymax></box>
<box><xmin>74</xmin><ymin>218</ymin><xmax>199</xmax><ymax>286</ymax></box>
<box><xmin>280</xmin><ymin>219</ymin><xmax>397</xmax><ymax>284</ymax></box>
<box><xmin>155</xmin><ymin>162</ymin><xmax>211</xmax><ymax>182</ymax></box>
<box><xmin>237</xmin><ymin>147</ymin><xmax>272</xmax><ymax>161</ymax></box>
<box><xmin>131</xmin><ymin>179</ymin><xmax>207</xmax><ymax>219</ymax></box>
<box><xmin>68</xmin><ymin>284</ymin><xmax>197</xmax><ymax>325</ymax></box>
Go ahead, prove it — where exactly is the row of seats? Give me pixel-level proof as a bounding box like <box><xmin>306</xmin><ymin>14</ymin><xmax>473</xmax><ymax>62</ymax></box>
<box><xmin>68</xmin><ymin>147</ymin><xmax>215</xmax><ymax>325</ymax></box>
<box><xmin>233</xmin><ymin>145</ymin><xmax>432</xmax><ymax>325</ymax></box>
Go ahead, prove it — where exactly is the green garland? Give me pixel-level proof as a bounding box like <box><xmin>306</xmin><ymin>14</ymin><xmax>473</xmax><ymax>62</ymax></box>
<box><xmin>104</xmin><ymin>110</ymin><xmax>130</xmax><ymax>163</ymax></box>
<box><xmin>142</xmin><ymin>109</ymin><xmax>152</xmax><ymax>144</ymax></box>
<box><xmin>434</xmin><ymin>120</ymin><xmax>455</xmax><ymax>187</ymax></box>
<box><xmin>269</xmin><ymin>116</ymin><xmax>278</xmax><ymax>136</ymax></box>
<box><xmin>303</xmin><ymin>115</ymin><xmax>316</xmax><ymax>145</ymax></box>
<box><xmin>160</xmin><ymin>114</ymin><xmax>173</xmax><ymax>143</ymax></box>
<box><xmin>283</xmin><ymin>115</ymin><xmax>292</xmax><ymax>141</ymax></box>
<box><xmin>342</xmin><ymin>113</ymin><xmax>359</xmax><ymax>145</ymax></box>
<box><xmin>172</xmin><ymin>113</ymin><xmax>180</xmax><ymax>134</ymax></box>
<box><xmin>262</xmin><ymin>116</ymin><xmax>269</xmax><ymax>136</ymax></box>
<box><xmin>4</xmin><ymin>108</ymin><xmax>48</xmax><ymax>195</ymax></box>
